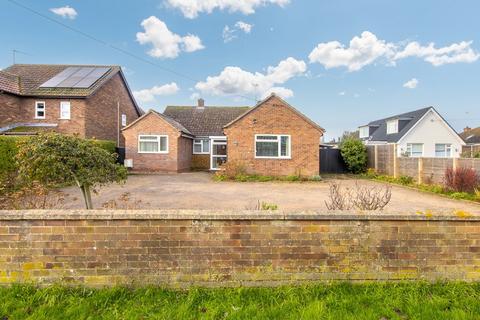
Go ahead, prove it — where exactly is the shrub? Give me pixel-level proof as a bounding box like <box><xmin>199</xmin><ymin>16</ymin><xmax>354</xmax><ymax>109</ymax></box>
<box><xmin>398</xmin><ymin>175</ymin><xmax>414</xmax><ymax>185</ymax></box>
<box><xmin>339</xmin><ymin>138</ymin><xmax>367</xmax><ymax>174</ymax></box>
<box><xmin>89</xmin><ymin>139</ymin><xmax>117</xmax><ymax>154</ymax></box>
<box><xmin>444</xmin><ymin>167</ymin><xmax>479</xmax><ymax>193</ymax></box>
<box><xmin>450</xmin><ymin>192</ymin><xmax>472</xmax><ymax>200</ymax></box>
<box><xmin>16</xmin><ymin>133</ymin><xmax>126</xmax><ymax>209</ymax></box>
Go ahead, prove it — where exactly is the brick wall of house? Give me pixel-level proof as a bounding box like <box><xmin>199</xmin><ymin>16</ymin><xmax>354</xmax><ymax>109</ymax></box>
<box><xmin>192</xmin><ymin>154</ymin><xmax>210</xmax><ymax>170</ymax></box>
<box><xmin>224</xmin><ymin>96</ymin><xmax>322</xmax><ymax>176</ymax></box>
<box><xmin>177</xmin><ymin>137</ymin><xmax>193</xmax><ymax>172</ymax></box>
<box><xmin>123</xmin><ymin>112</ymin><xmax>185</xmax><ymax>172</ymax></box>
<box><xmin>0</xmin><ymin>93</ymin><xmax>22</xmax><ymax>126</ymax></box>
<box><xmin>85</xmin><ymin>73</ymin><xmax>140</xmax><ymax>146</ymax></box>
<box><xmin>0</xmin><ymin>93</ymin><xmax>87</xmax><ymax>136</ymax></box>
<box><xmin>0</xmin><ymin>210</ymin><xmax>479</xmax><ymax>286</ymax></box>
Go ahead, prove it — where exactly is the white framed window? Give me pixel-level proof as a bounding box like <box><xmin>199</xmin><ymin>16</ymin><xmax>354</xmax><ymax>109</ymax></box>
<box><xmin>60</xmin><ymin>101</ymin><xmax>71</xmax><ymax>120</ymax></box>
<box><xmin>406</xmin><ymin>143</ymin><xmax>423</xmax><ymax>157</ymax></box>
<box><xmin>359</xmin><ymin>126</ymin><xmax>369</xmax><ymax>138</ymax></box>
<box><xmin>138</xmin><ymin>135</ymin><xmax>168</xmax><ymax>154</ymax></box>
<box><xmin>121</xmin><ymin>114</ymin><xmax>127</xmax><ymax>127</ymax></box>
<box><xmin>35</xmin><ymin>101</ymin><xmax>46</xmax><ymax>119</ymax></box>
<box><xmin>435</xmin><ymin>144</ymin><xmax>452</xmax><ymax>157</ymax></box>
<box><xmin>193</xmin><ymin>138</ymin><xmax>210</xmax><ymax>154</ymax></box>
<box><xmin>255</xmin><ymin>134</ymin><xmax>291</xmax><ymax>159</ymax></box>
<box><xmin>386</xmin><ymin>120</ymin><xmax>398</xmax><ymax>134</ymax></box>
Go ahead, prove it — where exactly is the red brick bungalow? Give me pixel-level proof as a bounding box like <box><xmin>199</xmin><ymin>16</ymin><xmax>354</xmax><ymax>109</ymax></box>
<box><xmin>122</xmin><ymin>94</ymin><xmax>325</xmax><ymax>176</ymax></box>
<box><xmin>0</xmin><ymin>64</ymin><xmax>143</xmax><ymax>146</ymax></box>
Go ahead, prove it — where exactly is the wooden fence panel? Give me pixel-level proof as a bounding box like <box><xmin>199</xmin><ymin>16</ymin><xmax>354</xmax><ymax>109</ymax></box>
<box><xmin>398</xmin><ymin>157</ymin><xmax>418</xmax><ymax>180</ymax></box>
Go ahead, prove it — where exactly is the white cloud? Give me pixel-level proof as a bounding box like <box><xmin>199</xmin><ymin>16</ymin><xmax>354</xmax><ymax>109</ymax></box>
<box><xmin>394</xmin><ymin>41</ymin><xmax>479</xmax><ymax>66</ymax></box>
<box><xmin>222</xmin><ymin>21</ymin><xmax>253</xmax><ymax>43</ymax></box>
<box><xmin>222</xmin><ymin>26</ymin><xmax>236</xmax><ymax>43</ymax></box>
<box><xmin>190</xmin><ymin>92</ymin><xmax>201</xmax><ymax>100</ymax></box>
<box><xmin>165</xmin><ymin>0</ymin><xmax>289</xmax><ymax>19</ymax></box>
<box><xmin>403</xmin><ymin>78</ymin><xmax>418</xmax><ymax>89</ymax></box>
<box><xmin>308</xmin><ymin>31</ymin><xmax>395</xmax><ymax>72</ymax></box>
<box><xmin>50</xmin><ymin>6</ymin><xmax>77</xmax><ymax>19</ymax></box>
<box><xmin>235</xmin><ymin>21</ymin><xmax>253</xmax><ymax>33</ymax></box>
<box><xmin>338</xmin><ymin>91</ymin><xmax>346</xmax><ymax>96</ymax></box>
<box><xmin>133</xmin><ymin>82</ymin><xmax>179</xmax><ymax>103</ymax></box>
<box><xmin>136</xmin><ymin>16</ymin><xmax>204</xmax><ymax>59</ymax></box>
<box><xmin>195</xmin><ymin>57</ymin><xmax>306</xmax><ymax>99</ymax></box>
<box><xmin>309</xmin><ymin>31</ymin><xmax>479</xmax><ymax>71</ymax></box>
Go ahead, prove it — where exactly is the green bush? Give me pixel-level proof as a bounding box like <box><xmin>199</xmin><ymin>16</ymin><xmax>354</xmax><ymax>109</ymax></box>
<box><xmin>0</xmin><ymin>136</ymin><xmax>117</xmax><ymax>192</ymax></box>
<box><xmin>89</xmin><ymin>139</ymin><xmax>117</xmax><ymax>154</ymax></box>
<box><xmin>398</xmin><ymin>175</ymin><xmax>414</xmax><ymax>185</ymax></box>
<box><xmin>339</xmin><ymin>138</ymin><xmax>367</xmax><ymax>174</ymax></box>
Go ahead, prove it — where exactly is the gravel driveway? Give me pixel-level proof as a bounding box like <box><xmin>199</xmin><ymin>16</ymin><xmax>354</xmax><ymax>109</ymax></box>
<box><xmin>60</xmin><ymin>172</ymin><xmax>480</xmax><ymax>214</ymax></box>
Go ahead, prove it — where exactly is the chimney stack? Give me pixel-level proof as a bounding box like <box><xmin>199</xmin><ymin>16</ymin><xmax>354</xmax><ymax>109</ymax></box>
<box><xmin>463</xmin><ymin>126</ymin><xmax>471</xmax><ymax>132</ymax></box>
<box><xmin>197</xmin><ymin>98</ymin><xmax>205</xmax><ymax>108</ymax></box>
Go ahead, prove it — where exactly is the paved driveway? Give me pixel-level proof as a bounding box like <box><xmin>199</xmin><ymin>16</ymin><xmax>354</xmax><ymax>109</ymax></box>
<box><xmin>60</xmin><ymin>172</ymin><xmax>480</xmax><ymax>214</ymax></box>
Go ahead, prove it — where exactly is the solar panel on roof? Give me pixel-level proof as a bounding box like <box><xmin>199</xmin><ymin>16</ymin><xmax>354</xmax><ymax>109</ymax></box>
<box><xmin>39</xmin><ymin>67</ymin><xmax>81</xmax><ymax>88</ymax></box>
<box><xmin>56</xmin><ymin>67</ymin><xmax>96</xmax><ymax>88</ymax></box>
<box><xmin>73</xmin><ymin>67</ymin><xmax>110</xmax><ymax>88</ymax></box>
<box><xmin>38</xmin><ymin>66</ymin><xmax>111</xmax><ymax>89</ymax></box>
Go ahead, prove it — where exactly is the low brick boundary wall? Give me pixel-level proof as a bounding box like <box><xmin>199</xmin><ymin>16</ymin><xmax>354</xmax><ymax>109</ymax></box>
<box><xmin>1</xmin><ymin>210</ymin><xmax>480</xmax><ymax>286</ymax></box>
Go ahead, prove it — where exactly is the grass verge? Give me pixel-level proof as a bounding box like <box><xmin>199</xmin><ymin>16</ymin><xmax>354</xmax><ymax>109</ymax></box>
<box><xmin>1</xmin><ymin>282</ymin><xmax>480</xmax><ymax>319</ymax></box>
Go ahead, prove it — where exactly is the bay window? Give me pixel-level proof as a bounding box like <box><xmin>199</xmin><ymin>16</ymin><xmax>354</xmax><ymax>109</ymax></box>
<box><xmin>138</xmin><ymin>135</ymin><xmax>168</xmax><ymax>153</ymax></box>
<box><xmin>255</xmin><ymin>134</ymin><xmax>291</xmax><ymax>159</ymax></box>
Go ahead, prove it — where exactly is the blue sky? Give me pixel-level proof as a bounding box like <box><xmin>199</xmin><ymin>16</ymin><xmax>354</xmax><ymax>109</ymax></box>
<box><xmin>1</xmin><ymin>0</ymin><xmax>480</xmax><ymax>140</ymax></box>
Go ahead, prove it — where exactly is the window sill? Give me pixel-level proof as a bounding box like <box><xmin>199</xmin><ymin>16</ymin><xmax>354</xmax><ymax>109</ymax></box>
<box><xmin>193</xmin><ymin>152</ymin><xmax>210</xmax><ymax>155</ymax></box>
<box><xmin>138</xmin><ymin>151</ymin><xmax>169</xmax><ymax>154</ymax></box>
<box><xmin>254</xmin><ymin>156</ymin><xmax>291</xmax><ymax>160</ymax></box>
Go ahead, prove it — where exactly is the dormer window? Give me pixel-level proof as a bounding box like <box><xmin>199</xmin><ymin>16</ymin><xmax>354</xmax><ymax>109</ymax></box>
<box><xmin>359</xmin><ymin>126</ymin><xmax>370</xmax><ymax>138</ymax></box>
<box><xmin>386</xmin><ymin>119</ymin><xmax>398</xmax><ymax>134</ymax></box>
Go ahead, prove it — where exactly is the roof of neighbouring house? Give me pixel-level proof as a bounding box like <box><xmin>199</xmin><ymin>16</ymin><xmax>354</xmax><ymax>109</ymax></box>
<box><xmin>361</xmin><ymin>107</ymin><xmax>437</xmax><ymax>143</ymax></box>
<box><xmin>122</xmin><ymin>109</ymin><xmax>193</xmax><ymax>137</ymax></box>
<box><xmin>460</xmin><ymin>127</ymin><xmax>480</xmax><ymax>144</ymax></box>
<box><xmin>1</xmin><ymin>64</ymin><xmax>120</xmax><ymax>97</ymax></box>
<box><xmin>0</xmin><ymin>70</ymin><xmax>21</xmax><ymax>94</ymax></box>
<box><xmin>163</xmin><ymin>105</ymin><xmax>251</xmax><ymax>136</ymax></box>
<box><xmin>0</xmin><ymin>64</ymin><xmax>143</xmax><ymax>116</ymax></box>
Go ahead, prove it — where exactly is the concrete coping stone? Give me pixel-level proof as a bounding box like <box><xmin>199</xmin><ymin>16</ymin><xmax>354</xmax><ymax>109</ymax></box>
<box><xmin>0</xmin><ymin>209</ymin><xmax>479</xmax><ymax>221</ymax></box>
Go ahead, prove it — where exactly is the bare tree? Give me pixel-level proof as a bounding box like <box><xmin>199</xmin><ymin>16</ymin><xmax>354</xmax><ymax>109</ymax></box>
<box><xmin>325</xmin><ymin>182</ymin><xmax>353</xmax><ymax>210</ymax></box>
<box><xmin>325</xmin><ymin>181</ymin><xmax>392</xmax><ymax>211</ymax></box>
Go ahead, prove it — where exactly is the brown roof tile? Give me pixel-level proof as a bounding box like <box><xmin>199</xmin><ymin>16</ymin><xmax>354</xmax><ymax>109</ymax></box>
<box><xmin>2</xmin><ymin>64</ymin><xmax>120</xmax><ymax>97</ymax></box>
<box><xmin>163</xmin><ymin>105</ymin><xmax>251</xmax><ymax>136</ymax></box>
<box><xmin>460</xmin><ymin>127</ymin><xmax>480</xmax><ymax>144</ymax></box>
<box><xmin>0</xmin><ymin>70</ymin><xmax>20</xmax><ymax>94</ymax></box>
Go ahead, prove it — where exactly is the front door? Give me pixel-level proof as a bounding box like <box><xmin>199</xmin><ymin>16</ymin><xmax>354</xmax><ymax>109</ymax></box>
<box><xmin>210</xmin><ymin>137</ymin><xmax>227</xmax><ymax>170</ymax></box>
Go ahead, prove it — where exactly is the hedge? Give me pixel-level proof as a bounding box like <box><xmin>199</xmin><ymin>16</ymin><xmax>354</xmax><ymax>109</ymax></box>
<box><xmin>0</xmin><ymin>136</ymin><xmax>117</xmax><ymax>184</ymax></box>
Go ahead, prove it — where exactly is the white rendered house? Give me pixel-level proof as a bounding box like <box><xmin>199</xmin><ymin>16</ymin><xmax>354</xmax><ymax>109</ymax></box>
<box><xmin>358</xmin><ymin>107</ymin><xmax>465</xmax><ymax>158</ymax></box>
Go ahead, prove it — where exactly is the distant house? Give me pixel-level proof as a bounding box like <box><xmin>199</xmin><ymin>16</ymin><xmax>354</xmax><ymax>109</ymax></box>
<box><xmin>358</xmin><ymin>107</ymin><xmax>465</xmax><ymax>158</ymax></box>
<box><xmin>460</xmin><ymin>126</ymin><xmax>480</xmax><ymax>156</ymax></box>
<box><xmin>122</xmin><ymin>94</ymin><xmax>325</xmax><ymax>175</ymax></box>
<box><xmin>0</xmin><ymin>64</ymin><xmax>143</xmax><ymax>146</ymax></box>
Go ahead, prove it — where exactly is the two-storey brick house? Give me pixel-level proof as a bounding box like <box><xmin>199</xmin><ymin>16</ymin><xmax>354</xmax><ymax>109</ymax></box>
<box><xmin>0</xmin><ymin>64</ymin><xmax>143</xmax><ymax>146</ymax></box>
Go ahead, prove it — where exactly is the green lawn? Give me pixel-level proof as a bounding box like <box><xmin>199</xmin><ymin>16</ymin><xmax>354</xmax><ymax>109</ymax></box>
<box><xmin>1</xmin><ymin>282</ymin><xmax>479</xmax><ymax>319</ymax></box>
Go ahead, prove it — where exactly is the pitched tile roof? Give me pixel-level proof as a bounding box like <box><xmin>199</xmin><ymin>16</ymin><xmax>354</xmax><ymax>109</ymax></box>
<box><xmin>163</xmin><ymin>105</ymin><xmax>251</xmax><ymax>136</ymax></box>
<box><xmin>0</xmin><ymin>64</ymin><xmax>143</xmax><ymax>117</ymax></box>
<box><xmin>460</xmin><ymin>127</ymin><xmax>480</xmax><ymax>144</ymax></box>
<box><xmin>1</xmin><ymin>64</ymin><xmax>119</xmax><ymax>97</ymax></box>
<box><xmin>362</xmin><ymin>107</ymin><xmax>433</xmax><ymax>143</ymax></box>
<box><xmin>0</xmin><ymin>70</ymin><xmax>20</xmax><ymax>94</ymax></box>
<box><xmin>122</xmin><ymin>110</ymin><xmax>193</xmax><ymax>137</ymax></box>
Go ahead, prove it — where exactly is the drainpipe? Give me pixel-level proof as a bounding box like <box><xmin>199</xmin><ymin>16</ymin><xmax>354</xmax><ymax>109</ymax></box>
<box><xmin>117</xmin><ymin>101</ymin><xmax>120</xmax><ymax>147</ymax></box>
